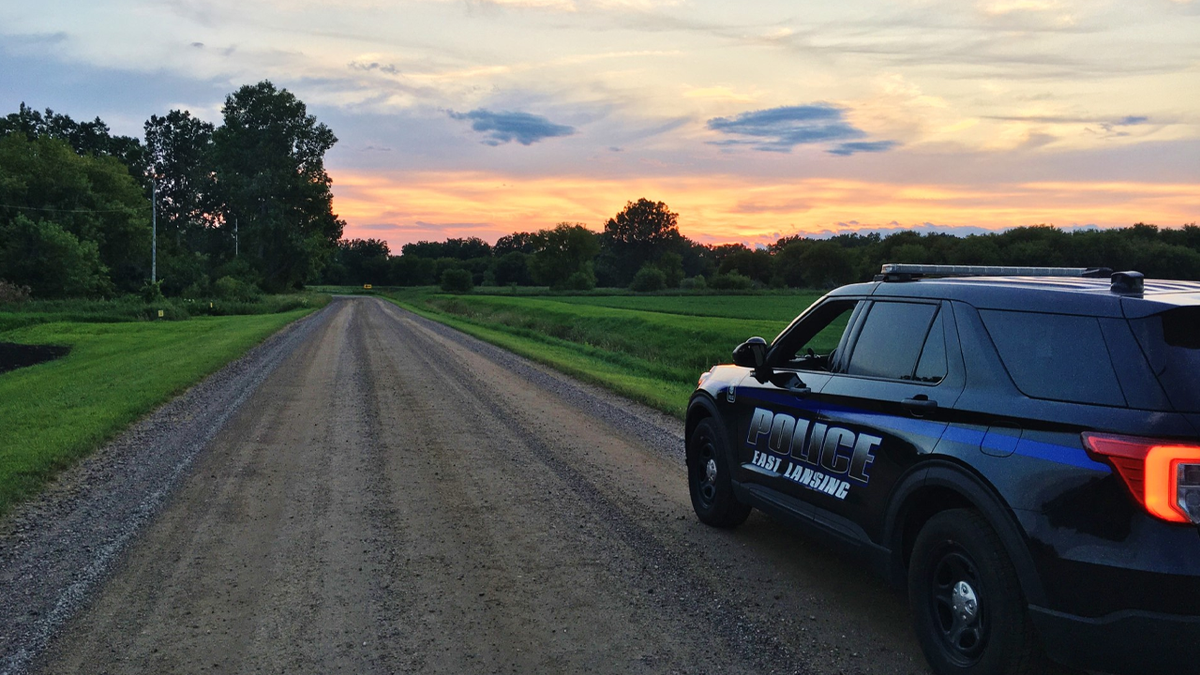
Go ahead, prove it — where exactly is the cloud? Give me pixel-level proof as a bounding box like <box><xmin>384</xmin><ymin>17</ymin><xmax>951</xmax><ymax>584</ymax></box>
<box><xmin>829</xmin><ymin>141</ymin><xmax>899</xmax><ymax>156</ymax></box>
<box><xmin>706</xmin><ymin>104</ymin><xmax>897</xmax><ymax>155</ymax></box>
<box><xmin>985</xmin><ymin>113</ymin><xmax>1150</xmax><ymax>126</ymax></box>
<box><xmin>447</xmin><ymin>108</ymin><xmax>576</xmax><ymax>146</ymax></box>
<box><xmin>349</xmin><ymin>60</ymin><xmax>399</xmax><ymax>75</ymax></box>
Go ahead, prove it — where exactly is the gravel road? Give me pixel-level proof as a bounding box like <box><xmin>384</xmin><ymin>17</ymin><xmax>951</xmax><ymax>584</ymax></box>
<box><xmin>3</xmin><ymin>296</ymin><xmax>928</xmax><ymax>674</ymax></box>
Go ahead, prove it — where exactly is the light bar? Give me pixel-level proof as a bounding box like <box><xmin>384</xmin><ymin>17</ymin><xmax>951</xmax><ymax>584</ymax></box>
<box><xmin>879</xmin><ymin>263</ymin><xmax>1110</xmax><ymax>278</ymax></box>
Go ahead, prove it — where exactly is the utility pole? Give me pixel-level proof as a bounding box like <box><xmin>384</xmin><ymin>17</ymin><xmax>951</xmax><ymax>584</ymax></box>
<box><xmin>151</xmin><ymin>180</ymin><xmax>157</xmax><ymax>282</ymax></box>
<box><xmin>235</xmin><ymin>217</ymin><xmax>239</xmax><ymax>257</ymax></box>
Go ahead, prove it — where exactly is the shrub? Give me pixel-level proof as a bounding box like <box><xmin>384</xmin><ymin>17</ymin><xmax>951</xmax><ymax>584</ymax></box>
<box><xmin>0</xmin><ymin>280</ymin><xmax>31</xmax><ymax>304</ymax></box>
<box><xmin>629</xmin><ymin>265</ymin><xmax>667</xmax><ymax>292</ymax></box>
<box><xmin>0</xmin><ymin>215</ymin><xmax>112</xmax><ymax>298</ymax></box>
<box><xmin>440</xmin><ymin>268</ymin><xmax>474</xmax><ymax>293</ymax></box>
<box><xmin>214</xmin><ymin>276</ymin><xmax>262</xmax><ymax>302</ymax></box>
<box><xmin>140</xmin><ymin>280</ymin><xmax>165</xmax><ymax>304</ymax></box>
<box><xmin>679</xmin><ymin>275</ymin><xmax>707</xmax><ymax>291</ymax></box>
<box><xmin>563</xmin><ymin>267</ymin><xmax>596</xmax><ymax>291</ymax></box>
<box><xmin>708</xmin><ymin>272</ymin><xmax>753</xmax><ymax>290</ymax></box>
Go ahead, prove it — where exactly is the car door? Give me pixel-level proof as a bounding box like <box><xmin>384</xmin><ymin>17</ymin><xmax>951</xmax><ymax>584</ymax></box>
<box><xmin>811</xmin><ymin>299</ymin><xmax>965</xmax><ymax>543</ymax></box>
<box><xmin>732</xmin><ymin>297</ymin><xmax>867</xmax><ymax>503</ymax></box>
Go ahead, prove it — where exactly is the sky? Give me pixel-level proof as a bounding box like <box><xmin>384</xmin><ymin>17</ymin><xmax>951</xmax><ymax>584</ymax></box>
<box><xmin>1</xmin><ymin>0</ymin><xmax>1198</xmax><ymax>249</ymax></box>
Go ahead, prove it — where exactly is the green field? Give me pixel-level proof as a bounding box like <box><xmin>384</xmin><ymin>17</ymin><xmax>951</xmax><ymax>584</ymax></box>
<box><xmin>0</xmin><ymin>301</ymin><xmax>324</xmax><ymax>517</ymax></box>
<box><xmin>0</xmin><ymin>293</ymin><xmax>320</xmax><ymax>333</ymax></box>
<box><xmin>536</xmin><ymin>294</ymin><xmax>822</xmax><ymax>322</ymax></box>
<box><xmin>385</xmin><ymin>290</ymin><xmax>831</xmax><ymax>418</ymax></box>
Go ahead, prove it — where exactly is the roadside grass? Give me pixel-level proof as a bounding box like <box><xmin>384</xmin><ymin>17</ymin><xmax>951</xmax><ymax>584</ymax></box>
<box><xmin>0</xmin><ymin>300</ymin><xmax>326</xmax><ymax>518</ymax></box>
<box><xmin>384</xmin><ymin>289</ymin><xmax>832</xmax><ymax>419</ymax></box>
<box><xmin>0</xmin><ymin>293</ymin><xmax>325</xmax><ymax>333</ymax></box>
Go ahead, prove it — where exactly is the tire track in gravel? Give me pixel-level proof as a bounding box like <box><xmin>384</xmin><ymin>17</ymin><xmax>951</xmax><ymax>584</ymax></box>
<box><xmin>371</xmin><ymin>305</ymin><xmax>805</xmax><ymax>673</ymax></box>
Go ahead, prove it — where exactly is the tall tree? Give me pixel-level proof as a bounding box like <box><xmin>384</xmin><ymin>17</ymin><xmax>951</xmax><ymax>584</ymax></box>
<box><xmin>144</xmin><ymin>110</ymin><xmax>217</xmax><ymax>250</ymax></box>
<box><xmin>599</xmin><ymin>198</ymin><xmax>682</xmax><ymax>286</ymax></box>
<box><xmin>212</xmin><ymin>81</ymin><xmax>344</xmax><ymax>291</ymax></box>
<box><xmin>529</xmin><ymin>223</ymin><xmax>600</xmax><ymax>289</ymax></box>
<box><xmin>0</xmin><ymin>103</ymin><xmax>145</xmax><ymax>182</ymax></box>
<box><xmin>0</xmin><ymin>134</ymin><xmax>150</xmax><ymax>293</ymax></box>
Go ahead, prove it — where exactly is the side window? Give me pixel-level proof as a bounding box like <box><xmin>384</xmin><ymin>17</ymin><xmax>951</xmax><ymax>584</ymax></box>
<box><xmin>913</xmin><ymin>311</ymin><xmax>947</xmax><ymax>383</ymax></box>
<box><xmin>772</xmin><ymin>299</ymin><xmax>859</xmax><ymax>371</ymax></box>
<box><xmin>980</xmin><ymin>310</ymin><xmax>1124</xmax><ymax>406</ymax></box>
<box><xmin>846</xmin><ymin>302</ymin><xmax>939</xmax><ymax>380</ymax></box>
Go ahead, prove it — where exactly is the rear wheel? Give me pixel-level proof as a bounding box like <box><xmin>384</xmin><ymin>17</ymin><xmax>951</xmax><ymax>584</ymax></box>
<box><xmin>908</xmin><ymin>509</ymin><xmax>1049</xmax><ymax>675</ymax></box>
<box><xmin>687</xmin><ymin>418</ymin><xmax>751</xmax><ymax>528</ymax></box>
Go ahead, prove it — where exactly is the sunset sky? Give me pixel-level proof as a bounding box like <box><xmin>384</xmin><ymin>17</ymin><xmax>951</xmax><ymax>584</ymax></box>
<box><xmin>2</xmin><ymin>0</ymin><xmax>1197</xmax><ymax>249</ymax></box>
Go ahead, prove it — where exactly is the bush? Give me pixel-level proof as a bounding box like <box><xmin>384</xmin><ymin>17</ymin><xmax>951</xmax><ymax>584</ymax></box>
<box><xmin>440</xmin><ymin>268</ymin><xmax>474</xmax><ymax>293</ymax></box>
<box><xmin>0</xmin><ymin>280</ymin><xmax>31</xmax><ymax>304</ymax></box>
<box><xmin>708</xmin><ymin>272</ymin><xmax>753</xmax><ymax>290</ymax></box>
<box><xmin>0</xmin><ymin>215</ymin><xmax>112</xmax><ymax>298</ymax></box>
<box><xmin>563</xmin><ymin>267</ymin><xmax>596</xmax><ymax>291</ymax></box>
<box><xmin>630</xmin><ymin>265</ymin><xmax>667</xmax><ymax>292</ymax></box>
<box><xmin>214</xmin><ymin>276</ymin><xmax>262</xmax><ymax>301</ymax></box>
<box><xmin>679</xmin><ymin>275</ymin><xmax>707</xmax><ymax>291</ymax></box>
<box><xmin>140</xmin><ymin>280</ymin><xmax>165</xmax><ymax>304</ymax></box>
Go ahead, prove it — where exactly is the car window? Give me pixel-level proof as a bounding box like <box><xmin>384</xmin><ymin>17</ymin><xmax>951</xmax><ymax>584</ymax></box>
<box><xmin>771</xmin><ymin>299</ymin><xmax>858</xmax><ymax>370</ymax></box>
<box><xmin>913</xmin><ymin>311</ymin><xmax>947</xmax><ymax>383</ymax></box>
<box><xmin>846</xmin><ymin>302</ymin><xmax>939</xmax><ymax>380</ymax></box>
<box><xmin>1130</xmin><ymin>307</ymin><xmax>1200</xmax><ymax>412</ymax></box>
<box><xmin>980</xmin><ymin>310</ymin><xmax>1124</xmax><ymax>406</ymax></box>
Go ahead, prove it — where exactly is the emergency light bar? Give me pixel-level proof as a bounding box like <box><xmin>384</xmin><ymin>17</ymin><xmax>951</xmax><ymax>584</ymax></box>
<box><xmin>878</xmin><ymin>263</ymin><xmax>1113</xmax><ymax>279</ymax></box>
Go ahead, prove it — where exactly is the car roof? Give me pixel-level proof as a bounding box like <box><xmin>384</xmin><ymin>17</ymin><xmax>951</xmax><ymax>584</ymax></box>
<box><xmin>827</xmin><ymin>276</ymin><xmax>1200</xmax><ymax>319</ymax></box>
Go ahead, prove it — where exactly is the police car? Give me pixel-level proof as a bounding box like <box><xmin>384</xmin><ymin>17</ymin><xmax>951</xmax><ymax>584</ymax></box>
<box><xmin>686</xmin><ymin>264</ymin><xmax>1200</xmax><ymax>675</ymax></box>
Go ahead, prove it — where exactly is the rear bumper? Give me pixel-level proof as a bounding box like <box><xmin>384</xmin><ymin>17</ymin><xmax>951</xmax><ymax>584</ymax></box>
<box><xmin>1031</xmin><ymin>605</ymin><xmax>1200</xmax><ymax>675</ymax></box>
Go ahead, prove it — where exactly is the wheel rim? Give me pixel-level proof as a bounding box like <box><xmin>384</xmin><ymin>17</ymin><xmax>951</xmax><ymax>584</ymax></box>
<box><xmin>694</xmin><ymin>435</ymin><xmax>719</xmax><ymax>507</ymax></box>
<box><xmin>929</xmin><ymin>547</ymin><xmax>987</xmax><ymax>664</ymax></box>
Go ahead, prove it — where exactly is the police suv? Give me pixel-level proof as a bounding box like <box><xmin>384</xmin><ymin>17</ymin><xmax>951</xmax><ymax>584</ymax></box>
<box><xmin>686</xmin><ymin>264</ymin><xmax>1200</xmax><ymax>675</ymax></box>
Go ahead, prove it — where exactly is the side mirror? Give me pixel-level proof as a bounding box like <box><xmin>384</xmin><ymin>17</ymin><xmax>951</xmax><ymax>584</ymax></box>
<box><xmin>732</xmin><ymin>336</ymin><xmax>768</xmax><ymax>372</ymax></box>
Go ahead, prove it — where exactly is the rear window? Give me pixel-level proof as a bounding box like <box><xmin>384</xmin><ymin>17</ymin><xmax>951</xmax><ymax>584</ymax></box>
<box><xmin>979</xmin><ymin>310</ymin><xmax>1125</xmax><ymax>406</ymax></box>
<box><xmin>1130</xmin><ymin>308</ymin><xmax>1200</xmax><ymax>412</ymax></box>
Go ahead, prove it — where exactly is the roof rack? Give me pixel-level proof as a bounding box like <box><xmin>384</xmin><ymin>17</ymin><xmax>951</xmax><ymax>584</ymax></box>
<box><xmin>877</xmin><ymin>263</ymin><xmax>1113</xmax><ymax>281</ymax></box>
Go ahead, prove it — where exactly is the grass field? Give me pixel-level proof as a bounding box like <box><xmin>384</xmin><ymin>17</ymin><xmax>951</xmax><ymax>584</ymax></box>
<box><xmin>384</xmin><ymin>289</ymin><xmax>831</xmax><ymax>418</ymax></box>
<box><xmin>0</xmin><ymin>299</ymin><xmax>325</xmax><ymax>517</ymax></box>
<box><xmin>0</xmin><ymin>293</ymin><xmax>320</xmax><ymax>333</ymax></box>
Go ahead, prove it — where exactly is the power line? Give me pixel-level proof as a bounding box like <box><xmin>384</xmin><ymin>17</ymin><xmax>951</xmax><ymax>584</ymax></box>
<box><xmin>0</xmin><ymin>203</ymin><xmax>134</xmax><ymax>214</ymax></box>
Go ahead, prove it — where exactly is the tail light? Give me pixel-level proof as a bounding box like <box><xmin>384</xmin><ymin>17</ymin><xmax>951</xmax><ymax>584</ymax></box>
<box><xmin>1083</xmin><ymin>433</ymin><xmax>1200</xmax><ymax>524</ymax></box>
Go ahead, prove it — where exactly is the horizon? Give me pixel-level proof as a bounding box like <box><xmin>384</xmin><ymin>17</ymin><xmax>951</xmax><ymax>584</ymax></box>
<box><xmin>3</xmin><ymin>0</ymin><xmax>1197</xmax><ymax>250</ymax></box>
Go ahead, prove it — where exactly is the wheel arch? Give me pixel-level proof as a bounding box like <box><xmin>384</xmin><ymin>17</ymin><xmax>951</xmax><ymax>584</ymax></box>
<box><xmin>686</xmin><ymin>394</ymin><xmax>739</xmax><ymax>475</ymax></box>
<box><xmin>882</xmin><ymin>459</ymin><xmax>1047</xmax><ymax>608</ymax></box>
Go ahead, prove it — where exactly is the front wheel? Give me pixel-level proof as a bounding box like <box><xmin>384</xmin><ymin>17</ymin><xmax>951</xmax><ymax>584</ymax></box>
<box><xmin>686</xmin><ymin>418</ymin><xmax>751</xmax><ymax>528</ymax></box>
<box><xmin>908</xmin><ymin>509</ymin><xmax>1051</xmax><ymax>675</ymax></box>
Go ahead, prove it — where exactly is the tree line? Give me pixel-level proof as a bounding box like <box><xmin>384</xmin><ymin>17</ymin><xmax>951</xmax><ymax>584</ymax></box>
<box><xmin>0</xmin><ymin>82</ymin><xmax>343</xmax><ymax>300</ymax></box>
<box><xmin>327</xmin><ymin>199</ymin><xmax>1200</xmax><ymax>292</ymax></box>
<box><xmin>3</xmin><ymin>88</ymin><xmax>1196</xmax><ymax>300</ymax></box>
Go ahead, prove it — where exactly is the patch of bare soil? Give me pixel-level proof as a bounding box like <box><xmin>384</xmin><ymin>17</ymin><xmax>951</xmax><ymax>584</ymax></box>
<box><xmin>0</xmin><ymin>342</ymin><xmax>69</xmax><ymax>374</ymax></box>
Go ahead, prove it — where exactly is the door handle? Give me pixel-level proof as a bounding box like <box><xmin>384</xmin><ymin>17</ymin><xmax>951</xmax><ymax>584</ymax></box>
<box><xmin>902</xmin><ymin>395</ymin><xmax>938</xmax><ymax>415</ymax></box>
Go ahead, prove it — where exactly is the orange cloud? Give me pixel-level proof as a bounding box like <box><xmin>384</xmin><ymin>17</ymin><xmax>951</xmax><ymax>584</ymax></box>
<box><xmin>332</xmin><ymin>169</ymin><xmax>1200</xmax><ymax>249</ymax></box>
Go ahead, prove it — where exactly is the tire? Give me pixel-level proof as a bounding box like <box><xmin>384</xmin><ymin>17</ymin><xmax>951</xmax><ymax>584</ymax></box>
<box><xmin>908</xmin><ymin>509</ymin><xmax>1051</xmax><ymax>675</ymax></box>
<box><xmin>687</xmin><ymin>418</ymin><xmax>751</xmax><ymax>528</ymax></box>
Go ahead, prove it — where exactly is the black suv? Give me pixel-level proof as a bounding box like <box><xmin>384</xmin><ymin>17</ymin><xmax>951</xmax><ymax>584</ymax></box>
<box><xmin>685</xmin><ymin>264</ymin><xmax>1200</xmax><ymax>675</ymax></box>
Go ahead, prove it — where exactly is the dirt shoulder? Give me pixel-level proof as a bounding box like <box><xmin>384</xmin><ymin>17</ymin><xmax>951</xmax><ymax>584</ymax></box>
<box><xmin>15</xmin><ymin>297</ymin><xmax>927</xmax><ymax>675</ymax></box>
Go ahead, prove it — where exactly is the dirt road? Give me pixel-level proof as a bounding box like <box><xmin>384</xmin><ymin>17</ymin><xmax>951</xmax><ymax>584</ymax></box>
<box><xmin>31</xmin><ymin>297</ymin><xmax>927</xmax><ymax>674</ymax></box>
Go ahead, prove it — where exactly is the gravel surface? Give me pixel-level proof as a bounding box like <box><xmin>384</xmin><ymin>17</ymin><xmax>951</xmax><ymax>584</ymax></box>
<box><xmin>0</xmin><ymin>302</ymin><xmax>335</xmax><ymax>675</ymax></box>
<box><xmin>3</xmin><ymin>297</ymin><xmax>928</xmax><ymax>675</ymax></box>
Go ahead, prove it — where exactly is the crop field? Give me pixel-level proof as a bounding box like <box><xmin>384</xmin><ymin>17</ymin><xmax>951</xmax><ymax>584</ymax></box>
<box><xmin>540</xmin><ymin>294</ymin><xmax>822</xmax><ymax>322</ymax></box>
<box><xmin>0</xmin><ymin>298</ymin><xmax>326</xmax><ymax>517</ymax></box>
<box><xmin>385</xmin><ymin>290</ymin><xmax>834</xmax><ymax>417</ymax></box>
